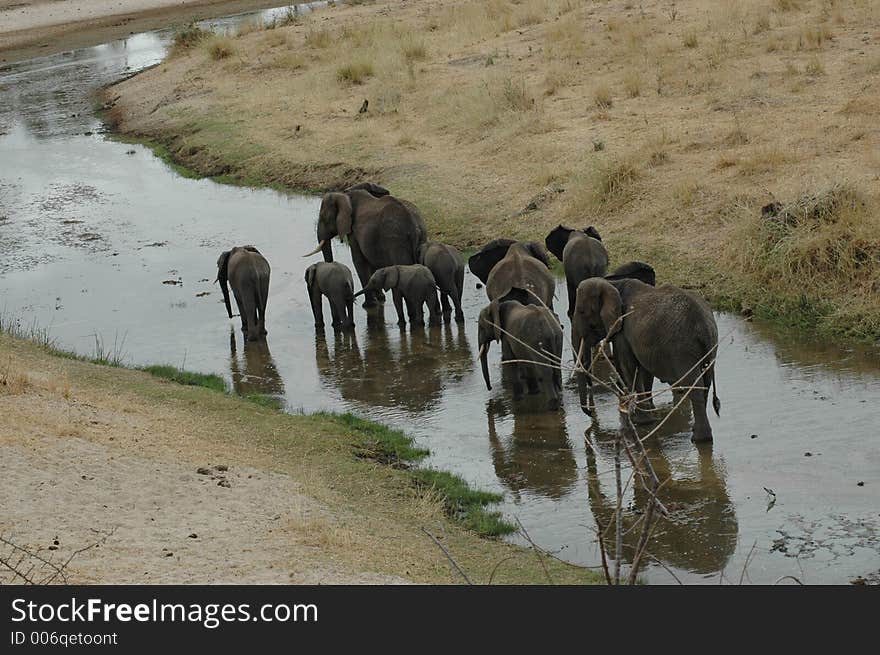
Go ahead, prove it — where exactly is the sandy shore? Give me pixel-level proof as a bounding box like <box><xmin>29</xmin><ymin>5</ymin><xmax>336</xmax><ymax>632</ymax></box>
<box><xmin>0</xmin><ymin>0</ymin><xmax>288</xmax><ymax>62</ymax></box>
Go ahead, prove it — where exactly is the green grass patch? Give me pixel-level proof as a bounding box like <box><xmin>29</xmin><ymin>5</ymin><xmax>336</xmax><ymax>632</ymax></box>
<box><xmin>411</xmin><ymin>469</ymin><xmax>515</xmax><ymax>537</ymax></box>
<box><xmin>140</xmin><ymin>365</ymin><xmax>227</xmax><ymax>392</ymax></box>
<box><xmin>245</xmin><ymin>393</ymin><xmax>286</xmax><ymax>410</ymax></box>
<box><xmin>321</xmin><ymin>411</ymin><xmax>430</xmax><ymax>463</ymax></box>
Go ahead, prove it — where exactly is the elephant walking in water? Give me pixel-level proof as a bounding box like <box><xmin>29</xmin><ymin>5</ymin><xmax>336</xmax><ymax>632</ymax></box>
<box><xmin>305</xmin><ymin>261</ymin><xmax>355</xmax><ymax>329</ymax></box>
<box><xmin>354</xmin><ymin>264</ymin><xmax>441</xmax><ymax>326</ymax></box>
<box><xmin>570</xmin><ymin>277</ymin><xmax>721</xmax><ymax>442</ymax></box>
<box><xmin>478</xmin><ymin>299</ymin><xmax>563</xmax><ymax>411</ymax></box>
<box><xmin>468</xmin><ymin>239</ymin><xmax>555</xmax><ymax>310</ymax></box>
<box><xmin>216</xmin><ymin>245</ymin><xmax>270</xmax><ymax>342</ymax></box>
<box><xmin>304</xmin><ymin>185</ymin><xmax>427</xmax><ymax>308</ymax></box>
<box><xmin>545</xmin><ymin>225</ymin><xmax>608</xmax><ymax>319</ymax></box>
<box><xmin>419</xmin><ymin>241</ymin><xmax>465</xmax><ymax>323</ymax></box>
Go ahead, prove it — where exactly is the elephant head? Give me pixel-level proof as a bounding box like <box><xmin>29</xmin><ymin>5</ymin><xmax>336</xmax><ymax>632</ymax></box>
<box><xmin>477</xmin><ymin>300</ymin><xmax>504</xmax><ymax>391</ymax></box>
<box><xmin>605</xmin><ymin>261</ymin><xmax>656</xmax><ymax>286</ymax></box>
<box><xmin>544</xmin><ymin>224</ymin><xmax>602</xmax><ymax>261</ymax></box>
<box><xmin>216</xmin><ymin>250</ymin><xmax>233</xmax><ymax>319</ymax></box>
<box><xmin>353</xmin><ymin>266</ymin><xmax>399</xmax><ymax>298</ymax></box>
<box><xmin>468</xmin><ymin>239</ymin><xmax>551</xmax><ymax>284</ymax></box>
<box><xmin>571</xmin><ymin>278</ymin><xmax>623</xmax><ymax>363</ymax></box>
<box><xmin>304</xmin><ymin>192</ymin><xmax>353</xmax><ymax>261</ymax></box>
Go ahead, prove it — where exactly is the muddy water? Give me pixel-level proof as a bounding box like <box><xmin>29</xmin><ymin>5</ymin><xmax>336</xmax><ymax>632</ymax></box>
<box><xmin>1</xmin><ymin>8</ymin><xmax>879</xmax><ymax>585</ymax></box>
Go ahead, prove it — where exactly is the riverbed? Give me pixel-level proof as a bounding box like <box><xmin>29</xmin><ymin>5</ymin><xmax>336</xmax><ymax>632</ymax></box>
<box><xmin>1</xmin><ymin>4</ymin><xmax>878</xmax><ymax>584</ymax></box>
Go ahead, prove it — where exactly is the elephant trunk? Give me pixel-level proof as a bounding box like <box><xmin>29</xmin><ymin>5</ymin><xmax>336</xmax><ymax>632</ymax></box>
<box><xmin>220</xmin><ymin>280</ymin><xmax>233</xmax><ymax>319</ymax></box>
<box><xmin>479</xmin><ymin>342</ymin><xmax>492</xmax><ymax>391</ymax></box>
<box><xmin>321</xmin><ymin>239</ymin><xmax>333</xmax><ymax>263</ymax></box>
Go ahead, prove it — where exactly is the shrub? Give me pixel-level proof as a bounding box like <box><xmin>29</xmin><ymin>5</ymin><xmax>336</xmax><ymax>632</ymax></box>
<box><xmin>336</xmin><ymin>61</ymin><xmax>375</xmax><ymax>85</ymax></box>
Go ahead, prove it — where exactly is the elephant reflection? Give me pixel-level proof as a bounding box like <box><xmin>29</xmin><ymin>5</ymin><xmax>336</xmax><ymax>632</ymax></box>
<box><xmin>229</xmin><ymin>329</ymin><xmax>285</xmax><ymax>398</ymax></box>
<box><xmin>486</xmin><ymin>399</ymin><xmax>578</xmax><ymax>501</ymax></box>
<box><xmin>313</xmin><ymin>330</ymin><xmax>366</xmax><ymax>401</ymax></box>
<box><xmin>584</xmin><ymin>413</ymin><xmax>738</xmax><ymax>576</ymax></box>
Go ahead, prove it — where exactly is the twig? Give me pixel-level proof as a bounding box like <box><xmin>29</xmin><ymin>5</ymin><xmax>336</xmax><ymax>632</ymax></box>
<box><xmin>515</xmin><ymin>517</ymin><xmax>554</xmax><ymax>585</ymax></box>
<box><xmin>421</xmin><ymin>527</ymin><xmax>472</xmax><ymax>585</ymax></box>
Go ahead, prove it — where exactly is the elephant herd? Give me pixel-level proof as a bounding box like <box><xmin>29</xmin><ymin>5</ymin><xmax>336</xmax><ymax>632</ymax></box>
<box><xmin>216</xmin><ymin>182</ymin><xmax>722</xmax><ymax>444</ymax></box>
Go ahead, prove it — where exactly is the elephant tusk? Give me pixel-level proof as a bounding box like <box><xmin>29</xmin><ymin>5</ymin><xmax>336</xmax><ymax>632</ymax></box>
<box><xmin>302</xmin><ymin>240</ymin><xmax>326</xmax><ymax>257</ymax></box>
<box><xmin>353</xmin><ymin>289</ymin><xmax>366</xmax><ymax>298</ymax></box>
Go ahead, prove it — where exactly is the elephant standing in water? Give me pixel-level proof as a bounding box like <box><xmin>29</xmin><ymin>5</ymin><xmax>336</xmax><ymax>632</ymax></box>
<box><xmin>354</xmin><ymin>264</ymin><xmax>441</xmax><ymax>326</ymax></box>
<box><xmin>305</xmin><ymin>261</ymin><xmax>355</xmax><ymax>329</ymax></box>
<box><xmin>216</xmin><ymin>245</ymin><xmax>270</xmax><ymax>342</ymax></box>
<box><xmin>478</xmin><ymin>299</ymin><xmax>563</xmax><ymax>410</ymax></box>
<box><xmin>468</xmin><ymin>239</ymin><xmax>555</xmax><ymax>309</ymax></box>
<box><xmin>571</xmin><ymin>277</ymin><xmax>721</xmax><ymax>442</ymax></box>
<box><xmin>304</xmin><ymin>185</ymin><xmax>427</xmax><ymax>308</ymax></box>
<box><xmin>545</xmin><ymin>225</ymin><xmax>608</xmax><ymax>318</ymax></box>
<box><xmin>419</xmin><ymin>241</ymin><xmax>465</xmax><ymax>323</ymax></box>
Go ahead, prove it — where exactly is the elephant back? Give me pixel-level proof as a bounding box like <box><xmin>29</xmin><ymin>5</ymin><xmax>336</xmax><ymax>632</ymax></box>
<box><xmin>486</xmin><ymin>247</ymin><xmax>555</xmax><ymax>308</ymax></box>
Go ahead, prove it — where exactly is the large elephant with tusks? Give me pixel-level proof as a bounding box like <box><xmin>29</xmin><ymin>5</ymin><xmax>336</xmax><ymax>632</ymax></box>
<box><xmin>304</xmin><ymin>184</ymin><xmax>427</xmax><ymax>308</ymax></box>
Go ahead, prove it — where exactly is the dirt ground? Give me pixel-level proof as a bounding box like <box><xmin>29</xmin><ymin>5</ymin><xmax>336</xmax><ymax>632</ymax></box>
<box><xmin>0</xmin><ymin>335</ymin><xmax>599</xmax><ymax>584</ymax></box>
<box><xmin>0</xmin><ymin>0</ymin><xmax>285</xmax><ymax>61</ymax></box>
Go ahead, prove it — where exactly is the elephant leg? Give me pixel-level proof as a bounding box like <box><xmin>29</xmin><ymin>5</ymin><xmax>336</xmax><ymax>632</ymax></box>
<box><xmin>453</xmin><ymin>269</ymin><xmax>465</xmax><ymax>323</ymax></box>
<box><xmin>345</xmin><ymin>296</ymin><xmax>355</xmax><ymax>328</ymax></box>
<box><xmin>406</xmin><ymin>297</ymin><xmax>424</xmax><ymax>326</ymax></box>
<box><xmin>329</xmin><ymin>297</ymin><xmax>343</xmax><ymax>328</ymax></box>
<box><xmin>636</xmin><ymin>367</ymin><xmax>656</xmax><ymax>413</ymax></box>
<box><xmin>392</xmin><ymin>289</ymin><xmax>406</xmax><ymax>326</ymax></box>
<box><xmin>440</xmin><ymin>290</ymin><xmax>452</xmax><ymax>316</ymax></box>
<box><xmin>350</xmin><ymin>245</ymin><xmax>378</xmax><ymax>308</ymax></box>
<box><xmin>427</xmin><ymin>291</ymin><xmax>442</xmax><ymax>326</ymax></box>
<box><xmin>231</xmin><ymin>287</ymin><xmax>247</xmax><ymax>334</ymax></box>
<box><xmin>309</xmin><ymin>287</ymin><xmax>324</xmax><ymax>328</ymax></box>
<box><xmin>690</xmin><ymin>374</ymin><xmax>714</xmax><ymax>443</ymax></box>
<box><xmin>566</xmin><ymin>281</ymin><xmax>577</xmax><ymax>319</ymax></box>
<box><xmin>258</xmin><ymin>277</ymin><xmax>269</xmax><ymax>336</ymax></box>
<box><xmin>239</xmin><ymin>291</ymin><xmax>259</xmax><ymax>342</ymax></box>
<box><xmin>614</xmin><ymin>340</ymin><xmax>654</xmax><ymax>424</ymax></box>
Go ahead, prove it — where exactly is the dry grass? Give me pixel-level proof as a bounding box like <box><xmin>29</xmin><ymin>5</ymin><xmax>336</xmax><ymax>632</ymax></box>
<box><xmin>110</xmin><ymin>0</ymin><xmax>880</xmax><ymax>338</ymax></box>
<box><xmin>204</xmin><ymin>35</ymin><xmax>236</xmax><ymax>60</ymax></box>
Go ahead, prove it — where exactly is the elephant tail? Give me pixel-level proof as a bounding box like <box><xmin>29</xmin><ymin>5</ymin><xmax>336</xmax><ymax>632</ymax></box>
<box><xmin>706</xmin><ymin>363</ymin><xmax>721</xmax><ymax>416</ymax></box>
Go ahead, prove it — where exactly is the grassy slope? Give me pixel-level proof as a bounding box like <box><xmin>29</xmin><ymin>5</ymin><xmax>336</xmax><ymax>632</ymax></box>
<box><xmin>106</xmin><ymin>0</ymin><xmax>880</xmax><ymax>339</ymax></box>
<box><xmin>0</xmin><ymin>333</ymin><xmax>600</xmax><ymax>584</ymax></box>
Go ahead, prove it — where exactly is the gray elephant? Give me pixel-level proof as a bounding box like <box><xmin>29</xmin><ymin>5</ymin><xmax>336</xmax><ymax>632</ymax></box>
<box><xmin>305</xmin><ymin>261</ymin><xmax>355</xmax><ymax>329</ymax></box>
<box><xmin>468</xmin><ymin>239</ymin><xmax>555</xmax><ymax>310</ymax></box>
<box><xmin>354</xmin><ymin>264</ymin><xmax>441</xmax><ymax>326</ymax></box>
<box><xmin>545</xmin><ymin>224</ymin><xmax>608</xmax><ymax>318</ymax></box>
<box><xmin>571</xmin><ymin>277</ymin><xmax>721</xmax><ymax>442</ymax></box>
<box><xmin>304</xmin><ymin>187</ymin><xmax>427</xmax><ymax>308</ymax></box>
<box><xmin>478</xmin><ymin>299</ymin><xmax>563</xmax><ymax>410</ymax></box>
<box><xmin>216</xmin><ymin>245</ymin><xmax>270</xmax><ymax>342</ymax></box>
<box><xmin>419</xmin><ymin>241</ymin><xmax>465</xmax><ymax>323</ymax></box>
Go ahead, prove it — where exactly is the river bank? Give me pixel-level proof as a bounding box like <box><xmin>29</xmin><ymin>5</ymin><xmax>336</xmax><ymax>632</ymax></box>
<box><xmin>0</xmin><ymin>0</ymin><xmax>288</xmax><ymax>62</ymax></box>
<box><xmin>104</xmin><ymin>0</ymin><xmax>880</xmax><ymax>341</ymax></box>
<box><xmin>0</xmin><ymin>332</ymin><xmax>600</xmax><ymax>584</ymax></box>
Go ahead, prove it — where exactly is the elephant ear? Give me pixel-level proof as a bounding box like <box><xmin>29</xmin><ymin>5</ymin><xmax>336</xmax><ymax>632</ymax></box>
<box><xmin>523</xmin><ymin>241</ymin><xmax>551</xmax><ymax>268</ymax></box>
<box><xmin>599</xmin><ymin>281</ymin><xmax>623</xmax><ymax>339</ymax></box>
<box><xmin>382</xmin><ymin>266</ymin><xmax>400</xmax><ymax>290</ymax></box>
<box><xmin>216</xmin><ymin>250</ymin><xmax>233</xmax><ymax>319</ymax></box>
<box><xmin>468</xmin><ymin>238</ymin><xmax>514</xmax><ymax>284</ymax></box>
<box><xmin>583</xmin><ymin>225</ymin><xmax>602</xmax><ymax>241</ymax></box>
<box><xmin>345</xmin><ymin>182</ymin><xmax>390</xmax><ymax>197</ymax></box>
<box><xmin>333</xmin><ymin>192</ymin><xmax>354</xmax><ymax>238</ymax></box>
<box><xmin>605</xmin><ymin>261</ymin><xmax>656</xmax><ymax>286</ymax></box>
<box><xmin>304</xmin><ymin>264</ymin><xmax>317</xmax><ymax>288</ymax></box>
<box><xmin>544</xmin><ymin>225</ymin><xmax>573</xmax><ymax>261</ymax></box>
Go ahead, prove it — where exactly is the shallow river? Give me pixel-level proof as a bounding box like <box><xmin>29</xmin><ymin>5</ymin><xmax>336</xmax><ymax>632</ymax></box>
<box><xmin>1</xmin><ymin>5</ymin><xmax>878</xmax><ymax>584</ymax></box>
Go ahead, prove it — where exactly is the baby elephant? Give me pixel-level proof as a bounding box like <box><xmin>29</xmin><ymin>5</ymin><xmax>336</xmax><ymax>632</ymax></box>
<box><xmin>354</xmin><ymin>264</ymin><xmax>441</xmax><ymax>326</ymax></box>
<box><xmin>305</xmin><ymin>262</ymin><xmax>355</xmax><ymax>329</ymax></box>
<box><xmin>419</xmin><ymin>241</ymin><xmax>465</xmax><ymax>323</ymax></box>
<box><xmin>217</xmin><ymin>245</ymin><xmax>270</xmax><ymax>342</ymax></box>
